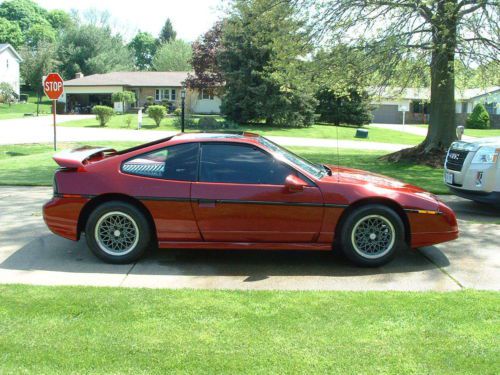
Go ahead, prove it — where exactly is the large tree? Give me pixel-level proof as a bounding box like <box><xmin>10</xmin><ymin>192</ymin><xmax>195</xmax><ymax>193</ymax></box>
<box><xmin>152</xmin><ymin>40</ymin><xmax>192</xmax><ymax>71</ymax></box>
<box><xmin>0</xmin><ymin>17</ymin><xmax>24</xmax><ymax>48</ymax></box>
<box><xmin>218</xmin><ymin>0</ymin><xmax>317</xmax><ymax>127</ymax></box>
<box><xmin>128</xmin><ymin>31</ymin><xmax>158</xmax><ymax>70</ymax></box>
<box><xmin>19</xmin><ymin>41</ymin><xmax>58</xmax><ymax>94</ymax></box>
<box><xmin>303</xmin><ymin>0</ymin><xmax>499</xmax><ymax>164</ymax></box>
<box><xmin>185</xmin><ymin>21</ymin><xmax>225</xmax><ymax>91</ymax></box>
<box><xmin>159</xmin><ymin>18</ymin><xmax>177</xmax><ymax>43</ymax></box>
<box><xmin>57</xmin><ymin>23</ymin><xmax>134</xmax><ymax>79</ymax></box>
<box><xmin>0</xmin><ymin>0</ymin><xmax>49</xmax><ymax>32</ymax></box>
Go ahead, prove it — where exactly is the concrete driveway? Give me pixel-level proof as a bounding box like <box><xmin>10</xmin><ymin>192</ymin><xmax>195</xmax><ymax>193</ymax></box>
<box><xmin>0</xmin><ymin>186</ymin><xmax>498</xmax><ymax>291</ymax></box>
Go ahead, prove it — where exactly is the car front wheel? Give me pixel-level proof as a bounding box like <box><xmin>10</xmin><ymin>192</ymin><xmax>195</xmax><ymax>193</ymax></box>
<box><xmin>85</xmin><ymin>201</ymin><xmax>151</xmax><ymax>264</ymax></box>
<box><xmin>339</xmin><ymin>204</ymin><xmax>405</xmax><ymax>267</ymax></box>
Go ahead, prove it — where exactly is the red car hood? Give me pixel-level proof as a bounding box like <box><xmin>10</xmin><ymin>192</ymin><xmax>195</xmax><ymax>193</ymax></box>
<box><xmin>323</xmin><ymin>165</ymin><xmax>429</xmax><ymax>194</ymax></box>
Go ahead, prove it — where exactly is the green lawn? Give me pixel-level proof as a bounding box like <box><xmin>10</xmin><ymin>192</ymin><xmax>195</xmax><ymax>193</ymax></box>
<box><xmin>0</xmin><ymin>285</ymin><xmax>498</xmax><ymax>374</ymax></box>
<box><xmin>60</xmin><ymin>116</ymin><xmax>425</xmax><ymax>145</ymax></box>
<box><xmin>0</xmin><ymin>142</ymin><xmax>447</xmax><ymax>193</ymax></box>
<box><xmin>0</xmin><ymin>92</ymin><xmax>52</xmax><ymax>119</ymax></box>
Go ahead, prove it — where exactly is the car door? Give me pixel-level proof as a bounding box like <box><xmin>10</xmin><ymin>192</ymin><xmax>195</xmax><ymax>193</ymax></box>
<box><xmin>120</xmin><ymin>142</ymin><xmax>202</xmax><ymax>242</ymax></box>
<box><xmin>191</xmin><ymin>142</ymin><xmax>324</xmax><ymax>243</ymax></box>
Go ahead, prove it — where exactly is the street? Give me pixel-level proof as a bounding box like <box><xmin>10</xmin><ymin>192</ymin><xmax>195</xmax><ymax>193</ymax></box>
<box><xmin>0</xmin><ymin>186</ymin><xmax>498</xmax><ymax>291</ymax></box>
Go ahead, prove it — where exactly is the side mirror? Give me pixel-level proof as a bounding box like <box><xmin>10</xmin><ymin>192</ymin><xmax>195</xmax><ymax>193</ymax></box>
<box><xmin>285</xmin><ymin>174</ymin><xmax>307</xmax><ymax>193</ymax></box>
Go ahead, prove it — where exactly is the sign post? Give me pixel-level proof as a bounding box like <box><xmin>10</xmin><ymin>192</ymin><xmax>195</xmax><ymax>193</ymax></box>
<box><xmin>43</xmin><ymin>73</ymin><xmax>64</xmax><ymax>151</ymax></box>
<box><xmin>398</xmin><ymin>104</ymin><xmax>409</xmax><ymax>128</ymax></box>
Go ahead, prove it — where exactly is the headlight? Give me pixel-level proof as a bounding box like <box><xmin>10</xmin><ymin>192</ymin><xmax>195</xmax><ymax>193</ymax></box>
<box><xmin>471</xmin><ymin>147</ymin><xmax>499</xmax><ymax>164</ymax></box>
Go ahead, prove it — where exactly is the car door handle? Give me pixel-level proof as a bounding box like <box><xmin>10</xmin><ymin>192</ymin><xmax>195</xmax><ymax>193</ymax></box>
<box><xmin>198</xmin><ymin>199</ymin><xmax>216</xmax><ymax>208</ymax></box>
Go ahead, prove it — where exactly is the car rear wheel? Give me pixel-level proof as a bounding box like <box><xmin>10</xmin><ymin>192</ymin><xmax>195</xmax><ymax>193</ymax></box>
<box><xmin>85</xmin><ymin>201</ymin><xmax>151</xmax><ymax>264</ymax></box>
<box><xmin>339</xmin><ymin>204</ymin><xmax>405</xmax><ymax>267</ymax></box>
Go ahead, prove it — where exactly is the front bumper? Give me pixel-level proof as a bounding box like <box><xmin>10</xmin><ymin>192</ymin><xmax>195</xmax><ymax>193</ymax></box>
<box><xmin>43</xmin><ymin>196</ymin><xmax>90</xmax><ymax>241</ymax></box>
<box><xmin>408</xmin><ymin>201</ymin><xmax>459</xmax><ymax>248</ymax></box>
<box><xmin>448</xmin><ymin>187</ymin><xmax>500</xmax><ymax>205</ymax></box>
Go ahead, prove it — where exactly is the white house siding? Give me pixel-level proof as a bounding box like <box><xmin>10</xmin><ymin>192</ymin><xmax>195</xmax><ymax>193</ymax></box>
<box><xmin>0</xmin><ymin>48</ymin><xmax>21</xmax><ymax>96</ymax></box>
<box><xmin>189</xmin><ymin>91</ymin><xmax>222</xmax><ymax>114</ymax></box>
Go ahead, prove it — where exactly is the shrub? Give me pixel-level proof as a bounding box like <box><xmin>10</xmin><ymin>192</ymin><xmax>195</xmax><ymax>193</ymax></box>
<box><xmin>315</xmin><ymin>88</ymin><xmax>372</xmax><ymax>127</ymax></box>
<box><xmin>219</xmin><ymin>119</ymin><xmax>240</xmax><ymax>129</ymax></box>
<box><xmin>172</xmin><ymin>115</ymin><xmax>197</xmax><ymax>129</ymax></box>
<box><xmin>198</xmin><ymin>116</ymin><xmax>220</xmax><ymax>130</ymax></box>
<box><xmin>147</xmin><ymin>105</ymin><xmax>166</xmax><ymax>126</ymax></box>
<box><xmin>124</xmin><ymin>114</ymin><xmax>133</xmax><ymax>128</ymax></box>
<box><xmin>161</xmin><ymin>98</ymin><xmax>170</xmax><ymax>108</ymax></box>
<box><xmin>466</xmin><ymin>104</ymin><xmax>490</xmax><ymax>129</ymax></box>
<box><xmin>92</xmin><ymin>105</ymin><xmax>115</xmax><ymax>126</ymax></box>
<box><xmin>146</xmin><ymin>96</ymin><xmax>154</xmax><ymax>104</ymax></box>
<box><xmin>173</xmin><ymin>107</ymin><xmax>182</xmax><ymax>116</ymax></box>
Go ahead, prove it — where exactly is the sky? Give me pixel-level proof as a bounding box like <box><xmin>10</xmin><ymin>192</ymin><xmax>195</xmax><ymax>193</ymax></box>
<box><xmin>37</xmin><ymin>0</ymin><xmax>224</xmax><ymax>42</ymax></box>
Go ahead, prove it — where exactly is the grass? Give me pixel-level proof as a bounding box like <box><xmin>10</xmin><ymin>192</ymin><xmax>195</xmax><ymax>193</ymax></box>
<box><xmin>0</xmin><ymin>285</ymin><xmax>498</xmax><ymax>374</ymax></box>
<box><xmin>60</xmin><ymin>115</ymin><xmax>425</xmax><ymax>145</ymax></box>
<box><xmin>0</xmin><ymin>142</ymin><xmax>447</xmax><ymax>193</ymax></box>
<box><xmin>0</xmin><ymin>92</ymin><xmax>52</xmax><ymax>119</ymax></box>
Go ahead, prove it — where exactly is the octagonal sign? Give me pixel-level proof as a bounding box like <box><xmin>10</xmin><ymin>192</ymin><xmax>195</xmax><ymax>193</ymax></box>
<box><xmin>43</xmin><ymin>73</ymin><xmax>64</xmax><ymax>100</ymax></box>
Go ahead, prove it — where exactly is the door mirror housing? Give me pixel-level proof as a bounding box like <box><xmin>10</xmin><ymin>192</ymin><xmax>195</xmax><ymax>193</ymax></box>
<box><xmin>285</xmin><ymin>174</ymin><xmax>307</xmax><ymax>193</ymax></box>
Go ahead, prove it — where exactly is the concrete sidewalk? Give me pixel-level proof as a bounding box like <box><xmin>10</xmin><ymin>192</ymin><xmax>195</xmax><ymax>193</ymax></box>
<box><xmin>0</xmin><ymin>186</ymin><xmax>498</xmax><ymax>291</ymax></box>
<box><xmin>371</xmin><ymin>123</ymin><xmax>477</xmax><ymax>141</ymax></box>
<box><xmin>0</xmin><ymin>116</ymin><xmax>412</xmax><ymax>151</ymax></box>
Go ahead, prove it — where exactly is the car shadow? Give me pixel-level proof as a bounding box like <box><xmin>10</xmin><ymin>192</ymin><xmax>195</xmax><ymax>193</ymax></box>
<box><xmin>0</xmin><ymin>233</ymin><xmax>449</xmax><ymax>278</ymax></box>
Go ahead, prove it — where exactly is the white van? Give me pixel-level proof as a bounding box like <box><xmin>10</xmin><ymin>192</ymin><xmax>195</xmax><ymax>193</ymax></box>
<box><xmin>444</xmin><ymin>137</ymin><xmax>500</xmax><ymax>204</ymax></box>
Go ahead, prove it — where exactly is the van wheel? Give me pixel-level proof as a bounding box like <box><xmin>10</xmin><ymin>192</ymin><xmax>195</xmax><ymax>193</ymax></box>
<box><xmin>85</xmin><ymin>201</ymin><xmax>151</xmax><ymax>264</ymax></box>
<box><xmin>340</xmin><ymin>204</ymin><xmax>405</xmax><ymax>267</ymax></box>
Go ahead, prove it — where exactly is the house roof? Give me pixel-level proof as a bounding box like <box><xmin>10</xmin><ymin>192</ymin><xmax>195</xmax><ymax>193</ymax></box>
<box><xmin>371</xmin><ymin>86</ymin><xmax>500</xmax><ymax>101</ymax></box>
<box><xmin>0</xmin><ymin>43</ymin><xmax>22</xmax><ymax>62</ymax></box>
<box><xmin>64</xmin><ymin>71</ymin><xmax>191</xmax><ymax>87</ymax></box>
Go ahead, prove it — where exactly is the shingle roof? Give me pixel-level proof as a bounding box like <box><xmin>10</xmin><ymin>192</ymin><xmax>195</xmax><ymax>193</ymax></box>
<box><xmin>64</xmin><ymin>71</ymin><xmax>191</xmax><ymax>87</ymax></box>
<box><xmin>0</xmin><ymin>43</ymin><xmax>22</xmax><ymax>61</ymax></box>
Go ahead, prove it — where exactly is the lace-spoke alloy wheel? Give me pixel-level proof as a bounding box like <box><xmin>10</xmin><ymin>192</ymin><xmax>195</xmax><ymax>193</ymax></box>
<box><xmin>95</xmin><ymin>211</ymin><xmax>139</xmax><ymax>256</ymax></box>
<box><xmin>339</xmin><ymin>204</ymin><xmax>405</xmax><ymax>267</ymax></box>
<box><xmin>351</xmin><ymin>215</ymin><xmax>395</xmax><ymax>259</ymax></box>
<box><xmin>85</xmin><ymin>201</ymin><xmax>152</xmax><ymax>264</ymax></box>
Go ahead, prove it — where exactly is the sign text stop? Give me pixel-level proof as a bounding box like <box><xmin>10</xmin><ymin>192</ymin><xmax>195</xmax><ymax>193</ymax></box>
<box><xmin>43</xmin><ymin>73</ymin><xmax>64</xmax><ymax>100</ymax></box>
<box><xmin>43</xmin><ymin>73</ymin><xmax>64</xmax><ymax>151</ymax></box>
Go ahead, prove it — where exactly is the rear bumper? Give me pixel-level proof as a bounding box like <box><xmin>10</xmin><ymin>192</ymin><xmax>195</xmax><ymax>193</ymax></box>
<box><xmin>43</xmin><ymin>196</ymin><xmax>90</xmax><ymax>241</ymax></box>
<box><xmin>449</xmin><ymin>187</ymin><xmax>500</xmax><ymax>205</ymax></box>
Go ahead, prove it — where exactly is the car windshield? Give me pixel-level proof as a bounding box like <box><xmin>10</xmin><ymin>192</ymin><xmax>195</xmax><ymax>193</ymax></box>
<box><xmin>258</xmin><ymin>137</ymin><xmax>327</xmax><ymax>179</ymax></box>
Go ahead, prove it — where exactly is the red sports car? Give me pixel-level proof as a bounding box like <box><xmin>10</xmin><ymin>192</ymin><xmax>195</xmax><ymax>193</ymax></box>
<box><xmin>43</xmin><ymin>132</ymin><xmax>458</xmax><ymax>266</ymax></box>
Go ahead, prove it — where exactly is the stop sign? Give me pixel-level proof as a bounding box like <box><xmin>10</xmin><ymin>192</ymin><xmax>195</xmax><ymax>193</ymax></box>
<box><xmin>43</xmin><ymin>73</ymin><xmax>64</xmax><ymax>100</ymax></box>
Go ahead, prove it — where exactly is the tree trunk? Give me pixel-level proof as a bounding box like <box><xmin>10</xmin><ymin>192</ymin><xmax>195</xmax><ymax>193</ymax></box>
<box><xmin>423</xmin><ymin>4</ymin><xmax>458</xmax><ymax>153</ymax></box>
<box><xmin>381</xmin><ymin>0</ymin><xmax>459</xmax><ymax>167</ymax></box>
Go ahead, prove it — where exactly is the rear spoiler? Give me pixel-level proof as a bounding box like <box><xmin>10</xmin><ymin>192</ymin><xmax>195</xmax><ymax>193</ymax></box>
<box><xmin>53</xmin><ymin>147</ymin><xmax>117</xmax><ymax>169</ymax></box>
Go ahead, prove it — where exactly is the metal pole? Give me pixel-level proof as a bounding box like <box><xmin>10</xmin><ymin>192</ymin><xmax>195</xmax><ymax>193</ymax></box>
<box><xmin>53</xmin><ymin>100</ymin><xmax>57</xmax><ymax>151</ymax></box>
<box><xmin>181</xmin><ymin>96</ymin><xmax>185</xmax><ymax>133</ymax></box>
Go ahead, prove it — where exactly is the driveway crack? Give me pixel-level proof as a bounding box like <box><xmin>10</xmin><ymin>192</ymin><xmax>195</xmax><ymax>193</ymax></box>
<box><xmin>119</xmin><ymin>261</ymin><xmax>137</xmax><ymax>287</ymax></box>
<box><xmin>418</xmin><ymin>249</ymin><xmax>465</xmax><ymax>289</ymax></box>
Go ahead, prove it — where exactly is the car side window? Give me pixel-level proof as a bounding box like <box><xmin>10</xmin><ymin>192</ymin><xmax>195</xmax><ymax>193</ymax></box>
<box><xmin>122</xmin><ymin>143</ymin><xmax>199</xmax><ymax>181</ymax></box>
<box><xmin>200</xmin><ymin>143</ymin><xmax>292</xmax><ymax>185</ymax></box>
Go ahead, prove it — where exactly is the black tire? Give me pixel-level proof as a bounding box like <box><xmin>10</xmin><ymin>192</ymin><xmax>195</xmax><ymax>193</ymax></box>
<box><xmin>339</xmin><ymin>204</ymin><xmax>405</xmax><ymax>267</ymax></box>
<box><xmin>85</xmin><ymin>201</ymin><xmax>151</xmax><ymax>264</ymax></box>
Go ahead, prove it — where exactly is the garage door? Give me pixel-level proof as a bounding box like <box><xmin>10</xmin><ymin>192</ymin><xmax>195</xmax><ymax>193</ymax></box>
<box><xmin>372</xmin><ymin>105</ymin><xmax>401</xmax><ymax>124</ymax></box>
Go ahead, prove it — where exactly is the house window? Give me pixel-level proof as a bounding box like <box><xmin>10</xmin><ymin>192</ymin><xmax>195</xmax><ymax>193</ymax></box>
<box><xmin>155</xmin><ymin>89</ymin><xmax>175</xmax><ymax>101</ymax></box>
<box><xmin>6</xmin><ymin>59</ymin><xmax>8</xmax><ymax>69</ymax></box>
<box><xmin>200</xmin><ymin>89</ymin><xmax>214</xmax><ymax>100</ymax></box>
